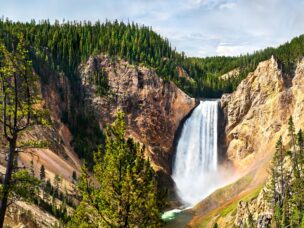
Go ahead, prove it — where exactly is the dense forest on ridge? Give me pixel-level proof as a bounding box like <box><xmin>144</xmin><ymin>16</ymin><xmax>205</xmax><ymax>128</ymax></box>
<box><xmin>1</xmin><ymin>18</ymin><xmax>304</xmax><ymax>99</ymax></box>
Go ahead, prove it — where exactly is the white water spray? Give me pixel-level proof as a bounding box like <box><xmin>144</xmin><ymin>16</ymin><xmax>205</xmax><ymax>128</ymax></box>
<box><xmin>172</xmin><ymin>100</ymin><xmax>221</xmax><ymax>206</ymax></box>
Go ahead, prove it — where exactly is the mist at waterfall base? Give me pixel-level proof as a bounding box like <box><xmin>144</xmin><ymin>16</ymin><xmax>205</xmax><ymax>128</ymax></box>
<box><xmin>172</xmin><ymin>100</ymin><xmax>235</xmax><ymax>207</ymax></box>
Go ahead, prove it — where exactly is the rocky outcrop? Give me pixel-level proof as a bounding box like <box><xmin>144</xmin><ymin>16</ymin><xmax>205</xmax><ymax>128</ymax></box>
<box><xmin>220</xmin><ymin>68</ymin><xmax>240</xmax><ymax>80</ymax></box>
<box><xmin>5</xmin><ymin>201</ymin><xmax>59</xmax><ymax>228</ymax></box>
<box><xmin>176</xmin><ymin>65</ymin><xmax>193</xmax><ymax>81</ymax></box>
<box><xmin>221</xmin><ymin>56</ymin><xmax>304</xmax><ymax>171</ymax></box>
<box><xmin>80</xmin><ymin>55</ymin><xmax>196</xmax><ymax>173</ymax></box>
<box><xmin>235</xmin><ymin>188</ymin><xmax>272</xmax><ymax>228</ymax></box>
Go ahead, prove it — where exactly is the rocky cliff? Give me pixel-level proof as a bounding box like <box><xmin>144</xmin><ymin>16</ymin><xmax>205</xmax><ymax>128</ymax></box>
<box><xmin>221</xmin><ymin>56</ymin><xmax>304</xmax><ymax>171</ymax></box>
<box><xmin>80</xmin><ymin>55</ymin><xmax>196</xmax><ymax>173</ymax></box>
<box><xmin>234</xmin><ymin>184</ymin><xmax>272</xmax><ymax>228</ymax></box>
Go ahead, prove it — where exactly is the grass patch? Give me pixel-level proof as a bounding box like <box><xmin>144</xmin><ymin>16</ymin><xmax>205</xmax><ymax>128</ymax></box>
<box><xmin>219</xmin><ymin>184</ymin><xmax>263</xmax><ymax>217</ymax></box>
<box><xmin>196</xmin><ymin>182</ymin><xmax>263</xmax><ymax>228</ymax></box>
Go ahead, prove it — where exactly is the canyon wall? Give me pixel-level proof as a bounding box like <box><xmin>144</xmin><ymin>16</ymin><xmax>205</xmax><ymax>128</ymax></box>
<box><xmin>221</xmin><ymin>56</ymin><xmax>304</xmax><ymax>171</ymax></box>
<box><xmin>79</xmin><ymin>55</ymin><xmax>196</xmax><ymax>173</ymax></box>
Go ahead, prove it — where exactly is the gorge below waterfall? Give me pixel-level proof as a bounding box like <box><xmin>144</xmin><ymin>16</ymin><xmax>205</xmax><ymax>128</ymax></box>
<box><xmin>172</xmin><ymin>100</ymin><xmax>229</xmax><ymax>207</ymax></box>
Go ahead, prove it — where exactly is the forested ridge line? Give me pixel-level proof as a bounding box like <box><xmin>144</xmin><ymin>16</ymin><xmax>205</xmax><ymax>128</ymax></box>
<box><xmin>1</xmin><ymin>18</ymin><xmax>304</xmax><ymax>98</ymax></box>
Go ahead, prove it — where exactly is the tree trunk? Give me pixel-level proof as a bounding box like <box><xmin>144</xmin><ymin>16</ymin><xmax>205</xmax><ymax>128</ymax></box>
<box><xmin>0</xmin><ymin>138</ymin><xmax>16</xmax><ymax>227</ymax></box>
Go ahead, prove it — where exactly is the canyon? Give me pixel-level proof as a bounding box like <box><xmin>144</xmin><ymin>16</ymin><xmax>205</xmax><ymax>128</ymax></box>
<box><xmin>2</xmin><ymin>52</ymin><xmax>304</xmax><ymax>227</ymax></box>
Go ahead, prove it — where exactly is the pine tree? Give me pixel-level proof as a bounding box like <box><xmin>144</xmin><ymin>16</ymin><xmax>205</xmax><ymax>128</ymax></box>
<box><xmin>40</xmin><ymin>165</ymin><xmax>46</xmax><ymax>181</ymax></box>
<box><xmin>247</xmin><ymin>211</ymin><xmax>255</xmax><ymax>228</ymax></box>
<box><xmin>296</xmin><ymin>129</ymin><xmax>303</xmax><ymax>165</ymax></box>
<box><xmin>288</xmin><ymin>117</ymin><xmax>297</xmax><ymax>169</ymax></box>
<box><xmin>0</xmin><ymin>33</ymin><xmax>44</xmax><ymax>226</ymax></box>
<box><xmin>68</xmin><ymin>111</ymin><xmax>164</xmax><ymax>227</ymax></box>
<box><xmin>288</xmin><ymin>117</ymin><xmax>296</xmax><ymax>146</ymax></box>
<box><xmin>72</xmin><ymin>170</ymin><xmax>77</xmax><ymax>181</ymax></box>
<box><xmin>290</xmin><ymin>129</ymin><xmax>304</xmax><ymax>227</ymax></box>
<box><xmin>290</xmin><ymin>206</ymin><xmax>300</xmax><ymax>228</ymax></box>
<box><xmin>30</xmin><ymin>160</ymin><xmax>35</xmax><ymax>177</ymax></box>
<box><xmin>272</xmin><ymin>136</ymin><xmax>285</xmax><ymax>206</ymax></box>
<box><xmin>281</xmin><ymin>193</ymin><xmax>289</xmax><ymax>227</ymax></box>
<box><xmin>274</xmin><ymin>202</ymin><xmax>282</xmax><ymax>227</ymax></box>
<box><xmin>301</xmin><ymin>215</ymin><xmax>304</xmax><ymax>227</ymax></box>
<box><xmin>53</xmin><ymin>174</ymin><xmax>61</xmax><ymax>197</ymax></box>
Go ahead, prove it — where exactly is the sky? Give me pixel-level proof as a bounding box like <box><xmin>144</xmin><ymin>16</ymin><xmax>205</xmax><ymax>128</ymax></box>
<box><xmin>1</xmin><ymin>0</ymin><xmax>304</xmax><ymax>57</ymax></box>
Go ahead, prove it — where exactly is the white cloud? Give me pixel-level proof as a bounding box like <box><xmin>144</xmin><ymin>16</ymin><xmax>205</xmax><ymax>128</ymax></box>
<box><xmin>216</xmin><ymin>43</ymin><xmax>259</xmax><ymax>56</ymax></box>
<box><xmin>188</xmin><ymin>0</ymin><xmax>205</xmax><ymax>5</ymax></box>
<box><xmin>219</xmin><ymin>2</ymin><xmax>236</xmax><ymax>9</ymax></box>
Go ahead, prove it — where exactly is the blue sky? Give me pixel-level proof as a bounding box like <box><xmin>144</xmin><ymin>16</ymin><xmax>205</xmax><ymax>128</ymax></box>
<box><xmin>1</xmin><ymin>0</ymin><xmax>304</xmax><ymax>57</ymax></box>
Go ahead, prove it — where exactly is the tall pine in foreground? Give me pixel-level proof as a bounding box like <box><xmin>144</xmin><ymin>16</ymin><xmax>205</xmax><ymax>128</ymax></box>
<box><xmin>0</xmin><ymin>33</ymin><xmax>45</xmax><ymax>227</ymax></box>
<box><xmin>69</xmin><ymin>111</ymin><xmax>164</xmax><ymax>227</ymax></box>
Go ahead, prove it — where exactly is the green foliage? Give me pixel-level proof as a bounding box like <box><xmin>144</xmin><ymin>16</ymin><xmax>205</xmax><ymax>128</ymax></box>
<box><xmin>18</xmin><ymin>139</ymin><xmax>49</xmax><ymax>149</ymax></box>
<box><xmin>301</xmin><ymin>215</ymin><xmax>304</xmax><ymax>228</ymax></box>
<box><xmin>0</xmin><ymin>34</ymin><xmax>68</xmax><ymax>224</ymax></box>
<box><xmin>30</xmin><ymin>160</ymin><xmax>35</xmax><ymax>176</ymax></box>
<box><xmin>274</xmin><ymin>202</ymin><xmax>282</xmax><ymax>226</ymax></box>
<box><xmin>88</xmin><ymin>64</ymin><xmax>110</xmax><ymax>96</ymax></box>
<box><xmin>70</xmin><ymin>111</ymin><xmax>104</xmax><ymax>165</ymax></box>
<box><xmin>0</xmin><ymin>167</ymin><xmax>71</xmax><ymax>223</ymax></box>
<box><xmin>0</xmin><ymin>19</ymin><xmax>180</xmax><ymax>91</ymax></box>
<box><xmin>290</xmin><ymin>206</ymin><xmax>300</xmax><ymax>228</ymax></box>
<box><xmin>0</xmin><ymin>169</ymin><xmax>40</xmax><ymax>205</ymax></box>
<box><xmin>267</xmin><ymin>123</ymin><xmax>304</xmax><ymax>227</ymax></box>
<box><xmin>69</xmin><ymin>111</ymin><xmax>164</xmax><ymax>227</ymax></box>
<box><xmin>72</xmin><ymin>170</ymin><xmax>77</xmax><ymax>181</ymax></box>
<box><xmin>0</xmin><ymin>32</ymin><xmax>48</xmax><ymax>225</ymax></box>
<box><xmin>40</xmin><ymin>165</ymin><xmax>45</xmax><ymax>181</ymax></box>
<box><xmin>0</xmin><ymin>33</ymin><xmax>42</xmax><ymax>137</ymax></box>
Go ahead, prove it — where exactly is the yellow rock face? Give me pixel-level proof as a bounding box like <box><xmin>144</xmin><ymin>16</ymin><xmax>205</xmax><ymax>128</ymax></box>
<box><xmin>221</xmin><ymin>56</ymin><xmax>304</xmax><ymax>172</ymax></box>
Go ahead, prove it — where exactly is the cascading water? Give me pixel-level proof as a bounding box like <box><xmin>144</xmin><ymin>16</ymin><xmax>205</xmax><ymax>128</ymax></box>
<box><xmin>172</xmin><ymin>100</ymin><xmax>220</xmax><ymax>206</ymax></box>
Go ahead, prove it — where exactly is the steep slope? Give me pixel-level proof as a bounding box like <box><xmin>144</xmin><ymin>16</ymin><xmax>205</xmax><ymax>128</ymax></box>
<box><xmin>0</xmin><ymin>71</ymin><xmax>82</xmax><ymax>226</ymax></box>
<box><xmin>0</xmin><ymin>62</ymin><xmax>82</xmax><ymax>188</ymax></box>
<box><xmin>188</xmin><ymin>56</ymin><xmax>304</xmax><ymax>227</ymax></box>
<box><xmin>221</xmin><ymin>56</ymin><xmax>304</xmax><ymax>171</ymax></box>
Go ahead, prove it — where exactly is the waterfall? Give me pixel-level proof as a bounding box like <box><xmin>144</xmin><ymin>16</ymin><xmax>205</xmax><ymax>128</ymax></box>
<box><xmin>172</xmin><ymin>100</ymin><xmax>220</xmax><ymax>206</ymax></box>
